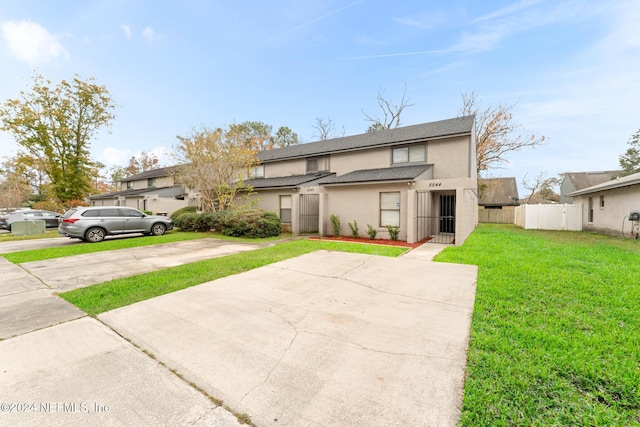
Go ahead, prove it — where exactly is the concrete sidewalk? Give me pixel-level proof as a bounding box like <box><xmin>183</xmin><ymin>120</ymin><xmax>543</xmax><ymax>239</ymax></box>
<box><xmin>0</xmin><ymin>257</ymin><xmax>84</xmax><ymax>339</ymax></box>
<box><xmin>0</xmin><ymin>236</ymin><xmax>83</xmax><ymax>254</ymax></box>
<box><xmin>0</xmin><ymin>317</ymin><xmax>242</xmax><ymax>426</ymax></box>
<box><xmin>100</xmin><ymin>250</ymin><xmax>478</xmax><ymax>427</ymax></box>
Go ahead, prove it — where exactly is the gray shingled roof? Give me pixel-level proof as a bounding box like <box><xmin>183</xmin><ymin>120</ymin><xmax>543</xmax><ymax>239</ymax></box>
<box><xmin>88</xmin><ymin>186</ymin><xmax>178</xmax><ymax>200</ymax></box>
<box><xmin>121</xmin><ymin>166</ymin><xmax>177</xmax><ymax>182</ymax></box>
<box><xmin>568</xmin><ymin>171</ymin><xmax>640</xmax><ymax>196</ymax></box>
<box><xmin>479</xmin><ymin>178</ymin><xmax>519</xmax><ymax>206</ymax></box>
<box><xmin>563</xmin><ymin>170</ymin><xmax>622</xmax><ymax>191</ymax></box>
<box><xmin>245</xmin><ymin>173</ymin><xmax>331</xmax><ymax>189</ymax></box>
<box><xmin>258</xmin><ymin>116</ymin><xmax>475</xmax><ymax>162</ymax></box>
<box><xmin>317</xmin><ymin>165</ymin><xmax>431</xmax><ymax>185</ymax></box>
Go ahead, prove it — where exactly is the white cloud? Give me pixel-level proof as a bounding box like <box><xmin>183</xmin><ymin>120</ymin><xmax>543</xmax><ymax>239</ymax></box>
<box><xmin>121</xmin><ymin>25</ymin><xmax>132</xmax><ymax>40</ymax></box>
<box><xmin>100</xmin><ymin>147</ymin><xmax>132</xmax><ymax>168</ymax></box>
<box><xmin>142</xmin><ymin>27</ymin><xmax>155</xmax><ymax>43</ymax></box>
<box><xmin>0</xmin><ymin>20</ymin><xmax>69</xmax><ymax>64</ymax></box>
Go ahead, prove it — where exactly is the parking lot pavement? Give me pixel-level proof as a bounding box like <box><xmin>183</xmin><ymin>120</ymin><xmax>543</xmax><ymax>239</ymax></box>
<box><xmin>21</xmin><ymin>239</ymin><xmax>265</xmax><ymax>292</ymax></box>
<box><xmin>0</xmin><ymin>317</ymin><xmax>243</xmax><ymax>426</ymax></box>
<box><xmin>100</xmin><ymin>250</ymin><xmax>478</xmax><ymax>427</ymax></box>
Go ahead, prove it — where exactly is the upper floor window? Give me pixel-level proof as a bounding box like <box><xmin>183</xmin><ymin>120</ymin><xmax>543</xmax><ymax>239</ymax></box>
<box><xmin>147</xmin><ymin>178</ymin><xmax>156</xmax><ymax>188</ymax></box>
<box><xmin>307</xmin><ymin>156</ymin><xmax>329</xmax><ymax>173</ymax></box>
<box><xmin>392</xmin><ymin>145</ymin><xmax>425</xmax><ymax>164</ymax></box>
<box><xmin>252</xmin><ymin>165</ymin><xmax>265</xmax><ymax>179</ymax></box>
<box><xmin>126</xmin><ymin>181</ymin><xmax>133</xmax><ymax>189</ymax></box>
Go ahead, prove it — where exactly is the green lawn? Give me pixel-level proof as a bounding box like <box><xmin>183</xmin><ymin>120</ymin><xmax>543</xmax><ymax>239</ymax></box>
<box><xmin>60</xmin><ymin>239</ymin><xmax>408</xmax><ymax>316</ymax></box>
<box><xmin>435</xmin><ymin>224</ymin><xmax>640</xmax><ymax>426</ymax></box>
<box><xmin>2</xmin><ymin>232</ymin><xmax>288</xmax><ymax>264</ymax></box>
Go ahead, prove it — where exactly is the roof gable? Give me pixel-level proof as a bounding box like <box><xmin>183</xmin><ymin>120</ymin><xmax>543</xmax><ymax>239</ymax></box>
<box><xmin>258</xmin><ymin>116</ymin><xmax>474</xmax><ymax>163</ymax></box>
<box><xmin>478</xmin><ymin>177</ymin><xmax>519</xmax><ymax>206</ymax></box>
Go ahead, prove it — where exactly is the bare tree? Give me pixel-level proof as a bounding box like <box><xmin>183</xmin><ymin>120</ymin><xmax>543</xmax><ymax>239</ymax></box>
<box><xmin>460</xmin><ymin>91</ymin><xmax>545</xmax><ymax>175</ymax></box>
<box><xmin>521</xmin><ymin>172</ymin><xmax>560</xmax><ymax>204</ymax></box>
<box><xmin>312</xmin><ymin>117</ymin><xmax>345</xmax><ymax>141</ymax></box>
<box><xmin>363</xmin><ymin>84</ymin><xmax>414</xmax><ymax>132</ymax></box>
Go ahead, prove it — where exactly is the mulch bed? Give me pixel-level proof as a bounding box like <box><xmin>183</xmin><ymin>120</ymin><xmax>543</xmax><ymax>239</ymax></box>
<box><xmin>308</xmin><ymin>236</ymin><xmax>431</xmax><ymax>248</ymax></box>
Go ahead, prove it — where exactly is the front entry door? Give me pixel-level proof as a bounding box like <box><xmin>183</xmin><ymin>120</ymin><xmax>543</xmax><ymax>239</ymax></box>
<box><xmin>439</xmin><ymin>194</ymin><xmax>456</xmax><ymax>233</ymax></box>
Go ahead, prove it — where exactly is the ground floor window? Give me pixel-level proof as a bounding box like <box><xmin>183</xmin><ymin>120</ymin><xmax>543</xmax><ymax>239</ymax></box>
<box><xmin>380</xmin><ymin>192</ymin><xmax>400</xmax><ymax>226</ymax></box>
<box><xmin>280</xmin><ymin>195</ymin><xmax>292</xmax><ymax>223</ymax></box>
<box><xmin>588</xmin><ymin>197</ymin><xmax>594</xmax><ymax>222</ymax></box>
<box><xmin>599</xmin><ymin>195</ymin><xmax>605</xmax><ymax>208</ymax></box>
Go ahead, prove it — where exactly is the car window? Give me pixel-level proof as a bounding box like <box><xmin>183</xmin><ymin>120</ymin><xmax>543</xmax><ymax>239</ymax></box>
<box><xmin>98</xmin><ymin>208</ymin><xmax>121</xmax><ymax>217</ymax></box>
<box><xmin>120</xmin><ymin>209</ymin><xmax>143</xmax><ymax>218</ymax></box>
<box><xmin>62</xmin><ymin>209</ymin><xmax>77</xmax><ymax>218</ymax></box>
<box><xmin>81</xmin><ymin>210</ymin><xmax>100</xmax><ymax>217</ymax></box>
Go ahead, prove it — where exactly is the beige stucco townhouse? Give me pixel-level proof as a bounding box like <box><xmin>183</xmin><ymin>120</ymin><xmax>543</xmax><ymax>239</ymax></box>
<box><xmin>244</xmin><ymin>115</ymin><xmax>478</xmax><ymax>245</ymax></box>
<box><xmin>88</xmin><ymin>167</ymin><xmax>195</xmax><ymax>216</ymax></box>
<box><xmin>568</xmin><ymin>171</ymin><xmax>640</xmax><ymax>237</ymax></box>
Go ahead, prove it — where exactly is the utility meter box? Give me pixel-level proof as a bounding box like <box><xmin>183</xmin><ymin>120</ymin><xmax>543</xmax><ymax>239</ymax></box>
<box><xmin>11</xmin><ymin>220</ymin><xmax>46</xmax><ymax>236</ymax></box>
<box><xmin>629</xmin><ymin>211</ymin><xmax>640</xmax><ymax>221</ymax></box>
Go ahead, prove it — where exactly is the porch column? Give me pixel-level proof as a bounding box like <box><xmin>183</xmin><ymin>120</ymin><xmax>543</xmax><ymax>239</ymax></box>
<box><xmin>318</xmin><ymin>192</ymin><xmax>327</xmax><ymax>236</ymax></box>
<box><xmin>407</xmin><ymin>189</ymin><xmax>416</xmax><ymax>244</ymax></box>
<box><xmin>291</xmin><ymin>192</ymin><xmax>300</xmax><ymax>236</ymax></box>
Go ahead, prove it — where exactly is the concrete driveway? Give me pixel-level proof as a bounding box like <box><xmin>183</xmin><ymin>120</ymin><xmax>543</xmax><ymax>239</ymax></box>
<box><xmin>20</xmin><ymin>238</ymin><xmax>265</xmax><ymax>292</ymax></box>
<box><xmin>100</xmin><ymin>250</ymin><xmax>478</xmax><ymax>426</ymax></box>
<box><xmin>0</xmin><ymin>239</ymin><xmax>478</xmax><ymax>426</ymax></box>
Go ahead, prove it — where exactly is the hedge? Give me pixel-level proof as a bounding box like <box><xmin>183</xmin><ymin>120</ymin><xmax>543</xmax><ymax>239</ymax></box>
<box><xmin>174</xmin><ymin>209</ymin><xmax>281</xmax><ymax>238</ymax></box>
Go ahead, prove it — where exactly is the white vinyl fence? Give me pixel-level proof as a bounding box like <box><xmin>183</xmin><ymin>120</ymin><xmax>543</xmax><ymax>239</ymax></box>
<box><xmin>514</xmin><ymin>204</ymin><xmax>582</xmax><ymax>231</ymax></box>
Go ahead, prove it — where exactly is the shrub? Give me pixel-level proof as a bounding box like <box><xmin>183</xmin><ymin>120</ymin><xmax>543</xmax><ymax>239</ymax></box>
<box><xmin>218</xmin><ymin>209</ymin><xmax>281</xmax><ymax>238</ymax></box>
<box><xmin>141</xmin><ymin>209</ymin><xmax>153</xmax><ymax>215</ymax></box>
<box><xmin>173</xmin><ymin>212</ymin><xmax>199</xmax><ymax>231</ymax></box>
<box><xmin>174</xmin><ymin>209</ymin><xmax>281</xmax><ymax>238</ymax></box>
<box><xmin>348</xmin><ymin>220</ymin><xmax>359</xmax><ymax>238</ymax></box>
<box><xmin>170</xmin><ymin>206</ymin><xmax>197</xmax><ymax>222</ymax></box>
<box><xmin>330</xmin><ymin>214</ymin><xmax>341</xmax><ymax>236</ymax></box>
<box><xmin>385</xmin><ymin>225</ymin><xmax>400</xmax><ymax>241</ymax></box>
<box><xmin>366</xmin><ymin>224</ymin><xmax>377</xmax><ymax>239</ymax></box>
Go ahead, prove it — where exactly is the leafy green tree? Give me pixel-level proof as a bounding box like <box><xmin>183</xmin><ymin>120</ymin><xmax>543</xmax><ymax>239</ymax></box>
<box><xmin>619</xmin><ymin>129</ymin><xmax>640</xmax><ymax>176</ymax></box>
<box><xmin>173</xmin><ymin>125</ymin><xmax>260</xmax><ymax>212</ymax></box>
<box><xmin>0</xmin><ymin>73</ymin><xmax>116</xmax><ymax>202</ymax></box>
<box><xmin>227</xmin><ymin>121</ymin><xmax>299</xmax><ymax>151</ymax></box>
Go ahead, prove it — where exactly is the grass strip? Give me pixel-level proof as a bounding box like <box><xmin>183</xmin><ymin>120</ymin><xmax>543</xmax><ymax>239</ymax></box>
<box><xmin>3</xmin><ymin>232</ymin><xmax>287</xmax><ymax>263</ymax></box>
<box><xmin>60</xmin><ymin>239</ymin><xmax>408</xmax><ymax>316</ymax></box>
<box><xmin>435</xmin><ymin>224</ymin><xmax>640</xmax><ymax>426</ymax></box>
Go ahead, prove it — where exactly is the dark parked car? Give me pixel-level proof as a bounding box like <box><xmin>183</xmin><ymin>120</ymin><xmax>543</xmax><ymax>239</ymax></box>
<box><xmin>58</xmin><ymin>206</ymin><xmax>173</xmax><ymax>242</ymax></box>
<box><xmin>0</xmin><ymin>209</ymin><xmax>62</xmax><ymax>231</ymax></box>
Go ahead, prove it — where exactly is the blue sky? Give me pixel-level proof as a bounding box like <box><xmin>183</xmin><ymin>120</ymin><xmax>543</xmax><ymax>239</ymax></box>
<box><xmin>1</xmin><ymin>0</ymin><xmax>638</xmax><ymax>197</ymax></box>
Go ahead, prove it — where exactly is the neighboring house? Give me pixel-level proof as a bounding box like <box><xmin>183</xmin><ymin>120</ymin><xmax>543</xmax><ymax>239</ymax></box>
<box><xmin>560</xmin><ymin>170</ymin><xmax>622</xmax><ymax>204</ymax></box>
<box><xmin>88</xmin><ymin>166</ymin><xmax>195</xmax><ymax>216</ymax></box>
<box><xmin>567</xmin><ymin>171</ymin><xmax>640</xmax><ymax>236</ymax></box>
<box><xmin>244</xmin><ymin>116</ymin><xmax>478</xmax><ymax>245</ymax></box>
<box><xmin>478</xmin><ymin>177</ymin><xmax>519</xmax><ymax>223</ymax></box>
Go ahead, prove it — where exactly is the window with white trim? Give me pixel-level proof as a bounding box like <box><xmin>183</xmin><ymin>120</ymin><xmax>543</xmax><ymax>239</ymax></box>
<box><xmin>252</xmin><ymin>165</ymin><xmax>264</xmax><ymax>178</ymax></box>
<box><xmin>380</xmin><ymin>192</ymin><xmax>400</xmax><ymax>227</ymax></box>
<box><xmin>306</xmin><ymin>156</ymin><xmax>329</xmax><ymax>173</ymax></box>
<box><xmin>392</xmin><ymin>145</ymin><xmax>425</xmax><ymax>164</ymax></box>
<box><xmin>280</xmin><ymin>195</ymin><xmax>292</xmax><ymax>223</ymax></box>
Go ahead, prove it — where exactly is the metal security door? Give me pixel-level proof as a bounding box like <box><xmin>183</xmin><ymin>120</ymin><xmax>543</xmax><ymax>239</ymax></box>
<box><xmin>416</xmin><ymin>191</ymin><xmax>456</xmax><ymax>244</ymax></box>
<box><xmin>439</xmin><ymin>194</ymin><xmax>456</xmax><ymax>234</ymax></box>
<box><xmin>299</xmin><ymin>194</ymin><xmax>319</xmax><ymax>234</ymax></box>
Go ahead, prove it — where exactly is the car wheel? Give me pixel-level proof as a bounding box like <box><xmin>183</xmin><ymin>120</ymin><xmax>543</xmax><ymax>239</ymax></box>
<box><xmin>151</xmin><ymin>223</ymin><xmax>167</xmax><ymax>236</ymax></box>
<box><xmin>85</xmin><ymin>227</ymin><xmax>106</xmax><ymax>243</ymax></box>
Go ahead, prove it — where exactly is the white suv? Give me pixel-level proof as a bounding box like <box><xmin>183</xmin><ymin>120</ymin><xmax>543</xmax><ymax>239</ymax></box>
<box><xmin>58</xmin><ymin>206</ymin><xmax>173</xmax><ymax>242</ymax></box>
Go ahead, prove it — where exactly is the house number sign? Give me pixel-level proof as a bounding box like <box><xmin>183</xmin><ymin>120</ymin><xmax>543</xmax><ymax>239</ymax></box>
<box><xmin>428</xmin><ymin>182</ymin><xmax>442</xmax><ymax>187</ymax></box>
